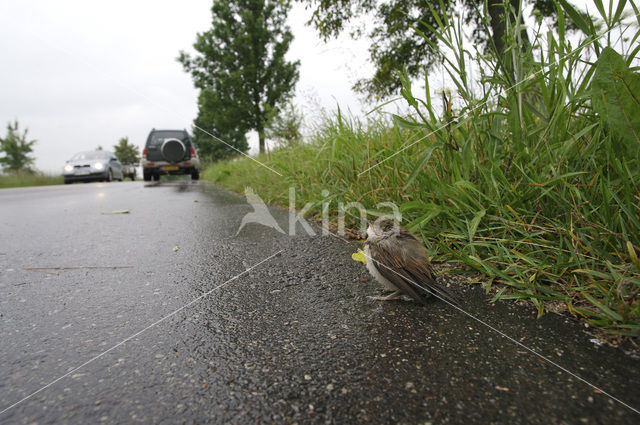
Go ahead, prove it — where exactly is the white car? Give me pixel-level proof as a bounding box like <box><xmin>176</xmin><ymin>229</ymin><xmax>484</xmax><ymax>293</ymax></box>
<box><xmin>63</xmin><ymin>151</ymin><xmax>124</xmax><ymax>184</ymax></box>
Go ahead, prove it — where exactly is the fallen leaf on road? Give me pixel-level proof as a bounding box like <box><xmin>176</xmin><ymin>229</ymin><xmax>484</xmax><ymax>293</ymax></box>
<box><xmin>495</xmin><ymin>386</ymin><xmax>510</xmax><ymax>392</ymax></box>
<box><xmin>25</xmin><ymin>266</ymin><xmax>133</xmax><ymax>275</ymax></box>
<box><xmin>352</xmin><ymin>249</ymin><xmax>367</xmax><ymax>265</ymax></box>
<box><xmin>173</xmin><ymin>246</ymin><xmax>179</xmax><ymax>252</ymax></box>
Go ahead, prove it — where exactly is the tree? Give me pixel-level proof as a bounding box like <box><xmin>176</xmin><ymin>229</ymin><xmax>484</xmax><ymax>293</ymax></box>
<box><xmin>178</xmin><ymin>0</ymin><xmax>300</xmax><ymax>155</ymax></box>
<box><xmin>0</xmin><ymin>121</ymin><xmax>37</xmax><ymax>174</ymax></box>
<box><xmin>113</xmin><ymin>137</ymin><xmax>140</xmax><ymax>164</ymax></box>
<box><xmin>299</xmin><ymin>0</ymin><xmax>584</xmax><ymax>99</ymax></box>
<box><xmin>191</xmin><ymin>88</ymin><xmax>250</xmax><ymax>162</ymax></box>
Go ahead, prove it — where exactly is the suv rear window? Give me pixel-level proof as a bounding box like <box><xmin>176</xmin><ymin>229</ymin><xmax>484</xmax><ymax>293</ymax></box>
<box><xmin>147</xmin><ymin>131</ymin><xmax>190</xmax><ymax>147</ymax></box>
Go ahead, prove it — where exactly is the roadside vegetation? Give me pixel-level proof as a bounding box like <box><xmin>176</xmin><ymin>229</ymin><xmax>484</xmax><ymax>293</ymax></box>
<box><xmin>0</xmin><ymin>172</ymin><xmax>63</xmax><ymax>188</ymax></box>
<box><xmin>113</xmin><ymin>136</ymin><xmax>141</xmax><ymax>165</ymax></box>
<box><xmin>205</xmin><ymin>1</ymin><xmax>640</xmax><ymax>336</ymax></box>
<box><xmin>0</xmin><ymin>121</ymin><xmax>60</xmax><ymax>188</ymax></box>
<box><xmin>0</xmin><ymin>121</ymin><xmax>37</xmax><ymax>174</ymax></box>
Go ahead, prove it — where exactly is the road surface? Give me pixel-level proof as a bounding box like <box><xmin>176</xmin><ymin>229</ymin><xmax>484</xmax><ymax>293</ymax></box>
<box><xmin>1</xmin><ymin>181</ymin><xmax>639</xmax><ymax>424</ymax></box>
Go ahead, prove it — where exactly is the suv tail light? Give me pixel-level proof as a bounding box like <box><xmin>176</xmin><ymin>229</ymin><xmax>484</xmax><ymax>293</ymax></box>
<box><xmin>142</xmin><ymin>147</ymin><xmax>147</xmax><ymax>158</ymax></box>
<box><xmin>190</xmin><ymin>146</ymin><xmax>197</xmax><ymax>158</ymax></box>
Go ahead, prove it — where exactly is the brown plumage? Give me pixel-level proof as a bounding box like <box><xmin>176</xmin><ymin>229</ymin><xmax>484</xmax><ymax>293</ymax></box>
<box><xmin>363</xmin><ymin>219</ymin><xmax>459</xmax><ymax>305</ymax></box>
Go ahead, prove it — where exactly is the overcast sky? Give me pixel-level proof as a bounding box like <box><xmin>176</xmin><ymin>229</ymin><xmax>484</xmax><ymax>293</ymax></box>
<box><xmin>0</xmin><ymin>0</ymin><xmax>375</xmax><ymax>173</ymax></box>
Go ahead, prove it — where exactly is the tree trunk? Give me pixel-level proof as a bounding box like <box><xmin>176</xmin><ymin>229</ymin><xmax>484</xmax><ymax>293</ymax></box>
<box><xmin>487</xmin><ymin>0</ymin><xmax>531</xmax><ymax>81</ymax></box>
<box><xmin>257</xmin><ymin>119</ymin><xmax>265</xmax><ymax>154</ymax></box>
<box><xmin>487</xmin><ymin>1</ymin><xmax>507</xmax><ymax>63</ymax></box>
<box><xmin>252</xmin><ymin>93</ymin><xmax>266</xmax><ymax>154</ymax></box>
<box><xmin>258</xmin><ymin>130</ymin><xmax>266</xmax><ymax>154</ymax></box>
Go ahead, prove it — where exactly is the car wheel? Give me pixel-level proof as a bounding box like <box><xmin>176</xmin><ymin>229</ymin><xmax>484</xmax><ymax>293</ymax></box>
<box><xmin>106</xmin><ymin>169</ymin><xmax>113</xmax><ymax>182</ymax></box>
<box><xmin>64</xmin><ymin>179</ymin><xmax>71</xmax><ymax>184</ymax></box>
<box><xmin>143</xmin><ymin>170</ymin><xmax>151</xmax><ymax>181</ymax></box>
<box><xmin>191</xmin><ymin>169</ymin><xmax>200</xmax><ymax>180</ymax></box>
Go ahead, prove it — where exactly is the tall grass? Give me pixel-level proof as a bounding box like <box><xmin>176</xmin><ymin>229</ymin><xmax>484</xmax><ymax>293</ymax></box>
<box><xmin>206</xmin><ymin>0</ymin><xmax>640</xmax><ymax>335</ymax></box>
<box><xmin>0</xmin><ymin>172</ymin><xmax>63</xmax><ymax>188</ymax></box>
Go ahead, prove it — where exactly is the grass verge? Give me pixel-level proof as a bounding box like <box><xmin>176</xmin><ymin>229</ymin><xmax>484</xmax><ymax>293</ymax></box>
<box><xmin>0</xmin><ymin>172</ymin><xmax>63</xmax><ymax>189</ymax></box>
<box><xmin>205</xmin><ymin>1</ymin><xmax>639</xmax><ymax>336</ymax></box>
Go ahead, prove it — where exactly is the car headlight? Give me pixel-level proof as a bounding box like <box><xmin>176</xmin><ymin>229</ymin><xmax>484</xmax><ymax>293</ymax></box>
<box><xmin>94</xmin><ymin>162</ymin><xmax>105</xmax><ymax>170</ymax></box>
<box><xmin>64</xmin><ymin>164</ymin><xmax>73</xmax><ymax>172</ymax></box>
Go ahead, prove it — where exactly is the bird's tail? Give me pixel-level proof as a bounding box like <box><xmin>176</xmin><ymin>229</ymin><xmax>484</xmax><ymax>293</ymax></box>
<box><xmin>426</xmin><ymin>281</ymin><xmax>461</xmax><ymax>306</ymax></box>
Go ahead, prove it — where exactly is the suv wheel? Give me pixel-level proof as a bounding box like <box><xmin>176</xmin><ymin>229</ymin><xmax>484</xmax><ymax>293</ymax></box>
<box><xmin>191</xmin><ymin>169</ymin><xmax>200</xmax><ymax>180</ymax></box>
<box><xmin>161</xmin><ymin>139</ymin><xmax>186</xmax><ymax>162</ymax></box>
<box><xmin>143</xmin><ymin>170</ymin><xmax>151</xmax><ymax>181</ymax></box>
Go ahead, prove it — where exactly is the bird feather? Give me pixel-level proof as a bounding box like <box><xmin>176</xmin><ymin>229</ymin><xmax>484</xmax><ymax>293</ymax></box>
<box><xmin>366</xmin><ymin>228</ymin><xmax>460</xmax><ymax>305</ymax></box>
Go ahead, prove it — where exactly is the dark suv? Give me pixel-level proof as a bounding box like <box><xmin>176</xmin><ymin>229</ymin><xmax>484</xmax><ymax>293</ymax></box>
<box><xmin>141</xmin><ymin>129</ymin><xmax>200</xmax><ymax>181</ymax></box>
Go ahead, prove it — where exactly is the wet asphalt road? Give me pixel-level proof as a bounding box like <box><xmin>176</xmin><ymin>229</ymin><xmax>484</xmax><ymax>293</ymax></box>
<box><xmin>1</xmin><ymin>181</ymin><xmax>639</xmax><ymax>424</ymax></box>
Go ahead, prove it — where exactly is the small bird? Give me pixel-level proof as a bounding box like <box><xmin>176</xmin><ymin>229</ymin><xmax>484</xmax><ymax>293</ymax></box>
<box><xmin>363</xmin><ymin>219</ymin><xmax>459</xmax><ymax>305</ymax></box>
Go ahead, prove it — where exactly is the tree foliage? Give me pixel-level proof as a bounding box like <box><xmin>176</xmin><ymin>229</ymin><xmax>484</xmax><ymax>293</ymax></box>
<box><xmin>113</xmin><ymin>137</ymin><xmax>141</xmax><ymax>164</ymax></box>
<box><xmin>0</xmin><ymin>121</ymin><xmax>37</xmax><ymax>174</ymax></box>
<box><xmin>179</xmin><ymin>0</ymin><xmax>300</xmax><ymax>156</ymax></box>
<box><xmin>299</xmin><ymin>0</ymin><xmax>583</xmax><ymax>99</ymax></box>
<box><xmin>191</xmin><ymin>88</ymin><xmax>249</xmax><ymax>162</ymax></box>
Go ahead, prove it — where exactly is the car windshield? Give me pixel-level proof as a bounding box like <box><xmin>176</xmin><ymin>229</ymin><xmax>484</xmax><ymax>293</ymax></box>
<box><xmin>148</xmin><ymin>131</ymin><xmax>188</xmax><ymax>147</ymax></box>
<box><xmin>70</xmin><ymin>151</ymin><xmax>110</xmax><ymax>161</ymax></box>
